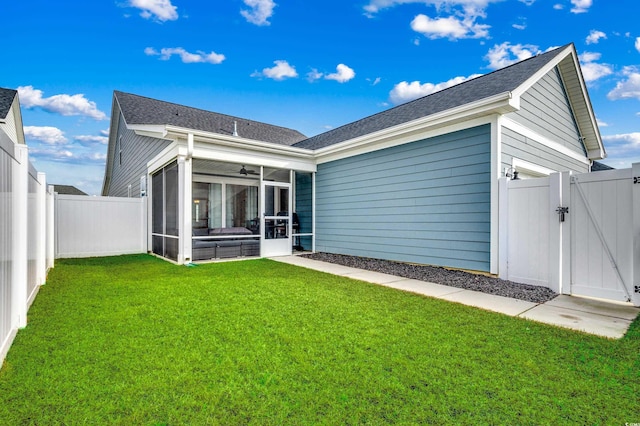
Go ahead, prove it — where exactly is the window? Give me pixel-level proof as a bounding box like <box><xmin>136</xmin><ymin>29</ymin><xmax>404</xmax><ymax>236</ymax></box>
<box><xmin>192</xmin><ymin>180</ymin><xmax>258</xmax><ymax>231</ymax></box>
<box><xmin>118</xmin><ymin>136</ymin><xmax>123</xmax><ymax>166</ymax></box>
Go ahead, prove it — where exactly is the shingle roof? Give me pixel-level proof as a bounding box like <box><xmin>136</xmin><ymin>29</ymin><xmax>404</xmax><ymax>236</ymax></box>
<box><xmin>114</xmin><ymin>91</ymin><xmax>307</xmax><ymax>146</ymax></box>
<box><xmin>294</xmin><ymin>45</ymin><xmax>569</xmax><ymax>150</ymax></box>
<box><xmin>591</xmin><ymin>161</ymin><xmax>614</xmax><ymax>171</ymax></box>
<box><xmin>0</xmin><ymin>87</ymin><xmax>17</xmax><ymax>120</ymax></box>
<box><xmin>53</xmin><ymin>184</ymin><xmax>88</xmax><ymax>196</ymax></box>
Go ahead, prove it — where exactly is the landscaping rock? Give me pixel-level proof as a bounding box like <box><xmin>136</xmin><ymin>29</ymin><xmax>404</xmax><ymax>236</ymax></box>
<box><xmin>301</xmin><ymin>252</ymin><xmax>557</xmax><ymax>304</ymax></box>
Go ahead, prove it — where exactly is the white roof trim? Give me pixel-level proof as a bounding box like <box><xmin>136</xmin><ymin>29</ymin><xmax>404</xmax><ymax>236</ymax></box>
<box><xmin>501</xmin><ymin>117</ymin><xmax>590</xmax><ymax>165</ymax></box>
<box><xmin>163</xmin><ymin>125</ymin><xmax>314</xmax><ymax>159</ymax></box>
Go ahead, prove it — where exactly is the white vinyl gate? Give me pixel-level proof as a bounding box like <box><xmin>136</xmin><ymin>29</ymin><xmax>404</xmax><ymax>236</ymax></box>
<box><xmin>499</xmin><ymin>164</ymin><xmax>640</xmax><ymax>307</ymax></box>
<box><xmin>570</xmin><ymin>170</ymin><xmax>633</xmax><ymax>302</ymax></box>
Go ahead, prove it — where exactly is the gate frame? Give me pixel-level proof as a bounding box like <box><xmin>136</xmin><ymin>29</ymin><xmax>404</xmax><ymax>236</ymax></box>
<box><xmin>499</xmin><ymin>163</ymin><xmax>640</xmax><ymax>307</ymax></box>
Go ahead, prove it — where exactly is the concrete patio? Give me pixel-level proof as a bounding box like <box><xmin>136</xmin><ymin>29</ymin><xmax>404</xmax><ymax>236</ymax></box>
<box><xmin>273</xmin><ymin>255</ymin><xmax>640</xmax><ymax>339</ymax></box>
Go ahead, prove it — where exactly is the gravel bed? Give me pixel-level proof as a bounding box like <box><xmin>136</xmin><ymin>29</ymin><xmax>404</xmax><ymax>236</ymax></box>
<box><xmin>301</xmin><ymin>252</ymin><xmax>557</xmax><ymax>304</ymax></box>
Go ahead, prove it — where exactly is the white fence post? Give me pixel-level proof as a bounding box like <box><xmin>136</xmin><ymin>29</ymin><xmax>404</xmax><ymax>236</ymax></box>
<box><xmin>11</xmin><ymin>145</ymin><xmax>28</xmax><ymax>329</ymax></box>
<box><xmin>46</xmin><ymin>185</ymin><xmax>55</xmax><ymax>270</ymax></box>
<box><xmin>498</xmin><ymin>177</ymin><xmax>509</xmax><ymax>279</ymax></box>
<box><xmin>36</xmin><ymin>172</ymin><xmax>47</xmax><ymax>285</ymax></box>
<box><xmin>632</xmin><ymin>163</ymin><xmax>640</xmax><ymax>306</ymax></box>
<box><xmin>548</xmin><ymin>173</ymin><xmax>562</xmax><ymax>294</ymax></box>
<box><xmin>559</xmin><ymin>171</ymin><xmax>571</xmax><ymax>295</ymax></box>
<box><xmin>548</xmin><ymin>171</ymin><xmax>571</xmax><ymax>295</ymax></box>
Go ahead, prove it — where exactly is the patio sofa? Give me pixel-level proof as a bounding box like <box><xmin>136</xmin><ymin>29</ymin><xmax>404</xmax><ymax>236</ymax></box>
<box><xmin>192</xmin><ymin>227</ymin><xmax>260</xmax><ymax>261</ymax></box>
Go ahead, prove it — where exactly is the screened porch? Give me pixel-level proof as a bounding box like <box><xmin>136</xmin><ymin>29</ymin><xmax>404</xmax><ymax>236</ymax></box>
<box><xmin>150</xmin><ymin>157</ymin><xmax>314</xmax><ymax>263</ymax></box>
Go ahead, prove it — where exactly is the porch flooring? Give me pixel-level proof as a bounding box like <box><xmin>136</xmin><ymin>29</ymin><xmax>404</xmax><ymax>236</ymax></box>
<box><xmin>272</xmin><ymin>255</ymin><xmax>640</xmax><ymax>339</ymax></box>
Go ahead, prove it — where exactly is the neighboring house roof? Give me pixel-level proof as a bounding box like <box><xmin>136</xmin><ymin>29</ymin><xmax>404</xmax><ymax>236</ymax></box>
<box><xmin>591</xmin><ymin>161</ymin><xmax>614</xmax><ymax>171</ymax></box>
<box><xmin>0</xmin><ymin>87</ymin><xmax>26</xmax><ymax>145</ymax></box>
<box><xmin>114</xmin><ymin>91</ymin><xmax>307</xmax><ymax>146</ymax></box>
<box><xmin>53</xmin><ymin>184</ymin><xmax>88</xmax><ymax>196</ymax></box>
<box><xmin>0</xmin><ymin>87</ymin><xmax>17</xmax><ymax>121</ymax></box>
<box><xmin>293</xmin><ymin>43</ymin><xmax>604</xmax><ymax>160</ymax></box>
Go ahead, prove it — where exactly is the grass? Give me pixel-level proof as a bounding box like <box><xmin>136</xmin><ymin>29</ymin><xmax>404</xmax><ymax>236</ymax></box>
<box><xmin>0</xmin><ymin>254</ymin><xmax>639</xmax><ymax>425</ymax></box>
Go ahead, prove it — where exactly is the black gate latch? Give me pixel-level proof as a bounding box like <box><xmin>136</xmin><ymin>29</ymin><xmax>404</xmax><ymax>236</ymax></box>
<box><xmin>556</xmin><ymin>206</ymin><xmax>569</xmax><ymax>222</ymax></box>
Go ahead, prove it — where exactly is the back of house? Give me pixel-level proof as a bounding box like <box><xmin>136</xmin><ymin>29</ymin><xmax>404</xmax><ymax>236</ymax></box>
<box><xmin>102</xmin><ymin>43</ymin><xmax>603</xmax><ymax>274</ymax></box>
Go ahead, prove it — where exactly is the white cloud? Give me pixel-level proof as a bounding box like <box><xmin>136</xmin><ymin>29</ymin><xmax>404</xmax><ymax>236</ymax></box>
<box><xmin>252</xmin><ymin>60</ymin><xmax>298</xmax><ymax>80</ymax></box>
<box><xmin>325</xmin><ymin>64</ymin><xmax>356</xmax><ymax>83</ymax></box>
<box><xmin>389</xmin><ymin>74</ymin><xmax>482</xmax><ymax>105</ymax></box>
<box><xmin>307</xmin><ymin>68</ymin><xmax>323</xmax><ymax>82</ymax></box>
<box><xmin>512</xmin><ymin>22</ymin><xmax>526</xmax><ymax>30</ymax></box>
<box><xmin>75</xmin><ymin>135</ymin><xmax>109</xmax><ymax>145</ymax></box>
<box><xmin>241</xmin><ymin>0</ymin><xmax>276</xmax><ymax>26</ymax></box>
<box><xmin>519</xmin><ymin>0</ymin><xmax>535</xmax><ymax>5</ymax></box>
<box><xmin>128</xmin><ymin>0</ymin><xmax>178</xmax><ymax>21</ymax></box>
<box><xmin>570</xmin><ymin>0</ymin><xmax>592</xmax><ymax>13</ymax></box>
<box><xmin>411</xmin><ymin>14</ymin><xmax>489</xmax><ymax>39</ymax></box>
<box><xmin>596</xmin><ymin>118</ymin><xmax>607</xmax><ymax>127</ymax></box>
<box><xmin>28</xmin><ymin>147</ymin><xmax>74</xmax><ymax>160</ymax></box>
<box><xmin>553</xmin><ymin>4</ymin><xmax>564</xmax><ymax>10</ymax></box>
<box><xmin>602</xmin><ymin>133</ymin><xmax>640</xmax><ymax>157</ymax></box>
<box><xmin>578</xmin><ymin>52</ymin><xmax>613</xmax><ymax>82</ymax></box>
<box><xmin>636</xmin><ymin>37</ymin><xmax>640</xmax><ymax>53</ymax></box>
<box><xmin>607</xmin><ymin>67</ymin><xmax>640</xmax><ymax>101</ymax></box>
<box><xmin>364</xmin><ymin>0</ymin><xmax>498</xmax><ymax>17</ymax></box>
<box><xmin>484</xmin><ymin>42</ymin><xmax>540</xmax><ymax>70</ymax></box>
<box><xmin>18</xmin><ymin>86</ymin><xmax>107</xmax><ymax>120</ymax></box>
<box><xmin>24</xmin><ymin>126</ymin><xmax>68</xmax><ymax>145</ymax></box>
<box><xmin>145</xmin><ymin>47</ymin><xmax>226</xmax><ymax>64</ymax></box>
<box><xmin>364</xmin><ymin>1</ymin><xmax>496</xmax><ymax>39</ymax></box>
<box><xmin>586</xmin><ymin>30</ymin><xmax>606</xmax><ymax>44</ymax></box>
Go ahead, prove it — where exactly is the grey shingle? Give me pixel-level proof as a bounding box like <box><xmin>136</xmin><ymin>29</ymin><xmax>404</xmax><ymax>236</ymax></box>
<box><xmin>0</xmin><ymin>87</ymin><xmax>17</xmax><ymax>120</ymax></box>
<box><xmin>294</xmin><ymin>45</ymin><xmax>568</xmax><ymax>150</ymax></box>
<box><xmin>591</xmin><ymin>161</ymin><xmax>614</xmax><ymax>171</ymax></box>
<box><xmin>52</xmin><ymin>184</ymin><xmax>88</xmax><ymax>196</ymax></box>
<box><xmin>114</xmin><ymin>91</ymin><xmax>307</xmax><ymax>146</ymax></box>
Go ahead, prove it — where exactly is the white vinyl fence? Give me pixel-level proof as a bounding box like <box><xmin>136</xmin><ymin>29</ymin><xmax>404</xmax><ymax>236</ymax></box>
<box><xmin>55</xmin><ymin>195</ymin><xmax>147</xmax><ymax>258</ymax></box>
<box><xmin>499</xmin><ymin>164</ymin><xmax>640</xmax><ymax>306</ymax></box>
<box><xmin>0</xmin><ymin>139</ymin><xmax>53</xmax><ymax>366</ymax></box>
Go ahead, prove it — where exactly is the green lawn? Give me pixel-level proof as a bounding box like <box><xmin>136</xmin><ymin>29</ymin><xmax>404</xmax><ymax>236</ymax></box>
<box><xmin>1</xmin><ymin>255</ymin><xmax>638</xmax><ymax>425</ymax></box>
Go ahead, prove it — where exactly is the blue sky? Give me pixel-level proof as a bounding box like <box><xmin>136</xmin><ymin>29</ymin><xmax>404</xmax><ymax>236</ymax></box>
<box><xmin>2</xmin><ymin>0</ymin><xmax>640</xmax><ymax>195</ymax></box>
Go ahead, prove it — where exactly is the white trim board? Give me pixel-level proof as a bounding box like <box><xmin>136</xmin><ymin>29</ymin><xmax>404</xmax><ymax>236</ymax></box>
<box><xmin>500</xmin><ymin>117</ymin><xmax>590</xmax><ymax>166</ymax></box>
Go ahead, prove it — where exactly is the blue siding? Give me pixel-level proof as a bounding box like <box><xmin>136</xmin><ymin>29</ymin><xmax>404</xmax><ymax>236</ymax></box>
<box><xmin>315</xmin><ymin>124</ymin><xmax>492</xmax><ymax>272</ymax></box>
<box><xmin>508</xmin><ymin>67</ymin><xmax>585</xmax><ymax>155</ymax></box>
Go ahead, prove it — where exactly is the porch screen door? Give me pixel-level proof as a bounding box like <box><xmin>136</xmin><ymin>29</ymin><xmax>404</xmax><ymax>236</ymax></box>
<box><xmin>262</xmin><ymin>181</ymin><xmax>291</xmax><ymax>257</ymax></box>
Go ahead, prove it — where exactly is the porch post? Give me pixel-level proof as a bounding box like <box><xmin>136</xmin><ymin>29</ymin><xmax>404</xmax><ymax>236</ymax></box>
<box><xmin>178</xmin><ymin>133</ymin><xmax>194</xmax><ymax>264</ymax></box>
<box><xmin>312</xmin><ymin>172</ymin><xmax>316</xmax><ymax>253</ymax></box>
<box><xmin>632</xmin><ymin>163</ymin><xmax>640</xmax><ymax>306</ymax></box>
<box><xmin>177</xmin><ymin>155</ymin><xmax>193</xmax><ymax>264</ymax></box>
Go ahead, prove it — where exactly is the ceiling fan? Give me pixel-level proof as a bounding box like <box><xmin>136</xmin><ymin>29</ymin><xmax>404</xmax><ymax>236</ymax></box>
<box><xmin>239</xmin><ymin>165</ymin><xmax>259</xmax><ymax>176</ymax></box>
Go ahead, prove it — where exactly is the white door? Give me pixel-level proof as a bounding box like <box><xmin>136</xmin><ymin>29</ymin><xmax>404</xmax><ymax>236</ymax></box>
<box><xmin>261</xmin><ymin>181</ymin><xmax>292</xmax><ymax>257</ymax></box>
